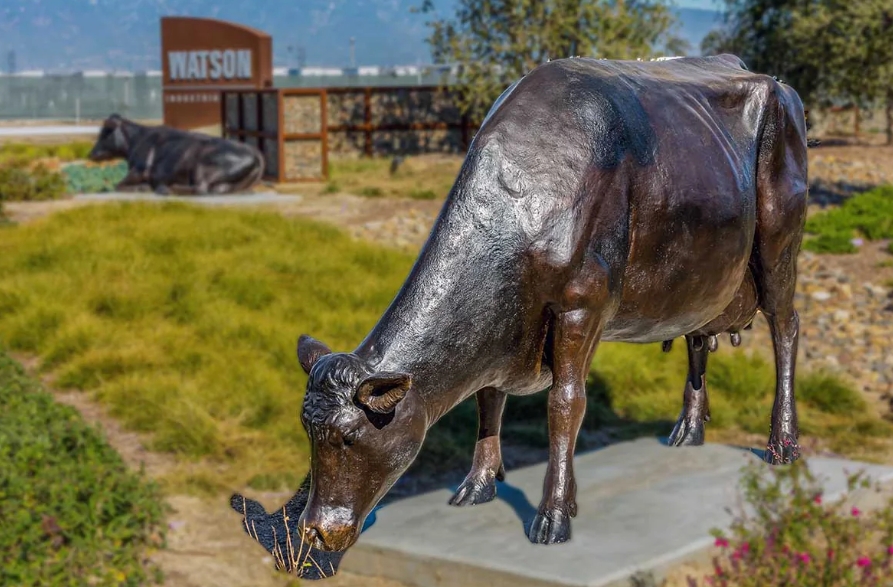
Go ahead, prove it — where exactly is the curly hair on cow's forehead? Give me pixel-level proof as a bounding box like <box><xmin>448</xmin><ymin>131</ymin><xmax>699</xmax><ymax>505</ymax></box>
<box><xmin>301</xmin><ymin>353</ymin><xmax>370</xmax><ymax>425</ymax></box>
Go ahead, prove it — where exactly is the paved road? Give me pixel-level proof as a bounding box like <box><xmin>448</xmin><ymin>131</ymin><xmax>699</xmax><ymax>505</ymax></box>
<box><xmin>0</xmin><ymin>125</ymin><xmax>99</xmax><ymax>137</ymax></box>
<box><xmin>73</xmin><ymin>192</ymin><xmax>302</xmax><ymax>205</ymax></box>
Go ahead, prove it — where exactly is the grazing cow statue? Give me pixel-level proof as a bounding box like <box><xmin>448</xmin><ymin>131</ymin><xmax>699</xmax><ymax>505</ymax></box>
<box><xmin>232</xmin><ymin>53</ymin><xmax>809</xmax><ymax>572</ymax></box>
<box><xmin>87</xmin><ymin>114</ymin><xmax>265</xmax><ymax>195</ymax></box>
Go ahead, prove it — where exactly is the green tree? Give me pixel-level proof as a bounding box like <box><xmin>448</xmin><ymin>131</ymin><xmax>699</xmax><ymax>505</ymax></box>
<box><xmin>416</xmin><ymin>0</ymin><xmax>689</xmax><ymax>119</ymax></box>
<box><xmin>703</xmin><ymin>0</ymin><xmax>893</xmax><ymax>144</ymax></box>
<box><xmin>700</xmin><ymin>0</ymin><xmax>823</xmax><ymax>103</ymax></box>
<box><xmin>792</xmin><ymin>0</ymin><xmax>893</xmax><ymax>144</ymax></box>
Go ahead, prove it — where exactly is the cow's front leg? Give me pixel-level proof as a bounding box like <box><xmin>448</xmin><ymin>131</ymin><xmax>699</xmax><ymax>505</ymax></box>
<box><xmin>528</xmin><ymin>308</ymin><xmax>602</xmax><ymax>545</ymax></box>
<box><xmin>115</xmin><ymin>168</ymin><xmax>149</xmax><ymax>192</ymax></box>
<box><xmin>449</xmin><ymin>387</ymin><xmax>507</xmax><ymax>507</ymax></box>
<box><xmin>668</xmin><ymin>334</ymin><xmax>711</xmax><ymax>446</ymax></box>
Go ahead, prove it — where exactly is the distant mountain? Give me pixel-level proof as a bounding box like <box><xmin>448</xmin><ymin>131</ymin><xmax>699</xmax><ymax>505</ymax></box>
<box><xmin>0</xmin><ymin>0</ymin><xmax>724</xmax><ymax>72</ymax></box>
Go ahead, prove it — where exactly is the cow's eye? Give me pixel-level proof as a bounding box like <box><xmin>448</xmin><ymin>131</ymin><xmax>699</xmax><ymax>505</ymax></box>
<box><xmin>343</xmin><ymin>429</ymin><xmax>359</xmax><ymax>446</ymax></box>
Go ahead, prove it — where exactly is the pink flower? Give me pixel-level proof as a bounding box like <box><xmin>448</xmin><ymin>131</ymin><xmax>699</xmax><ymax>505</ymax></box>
<box><xmin>851</xmin><ymin>507</ymin><xmax>861</xmax><ymax>517</ymax></box>
<box><xmin>857</xmin><ymin>557</ymin><xmax>871</xmax><ymax>567</ymax></box>
<box><xmin>814</xmin><ymin>495</ymin><xmax>822</xmax><ymax>505</ymax></box>
<box><xmin>887</xmin><ymin>545</ymin><xmax>893</xmax><ymax>556</ymax></box>
<box><xmin>740</xmin><ymin>542</ymin><xmax>750</xmax><ymax>553</ymax></box>
<box><xmin>715</xmin><ymin>537</ymin><xmax>729</xmax><ymax>548</ymax></box>
<box><xmin>828</xmin><ymin>549</ymin><xmax>834</xmax><ymax>559</ymax></box>
<box><xmin>797</xmin><ymin>552</ymin><xmax>811</xmax><ymax>564</ymax></box>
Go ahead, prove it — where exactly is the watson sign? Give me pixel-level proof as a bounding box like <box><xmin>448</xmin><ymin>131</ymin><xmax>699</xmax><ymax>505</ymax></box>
<box><xmin>160</xmin><ymin>16</ymin><xmax>272</xmax><ymax>130</ymax></box>
<box><xmin>168</xmin><ymin>49</ymin><xmax>253</xmax><ymax>81</ymax></box>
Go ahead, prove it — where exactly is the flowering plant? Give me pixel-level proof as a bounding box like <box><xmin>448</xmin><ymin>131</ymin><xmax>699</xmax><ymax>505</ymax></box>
<box><xmin>688</xmin><ymin>459</ymin><xmax>893</xmax><ymax>586</ymax></box>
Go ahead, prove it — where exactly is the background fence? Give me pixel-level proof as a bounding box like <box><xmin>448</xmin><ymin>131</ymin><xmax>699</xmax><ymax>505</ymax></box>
<box><xmin>223</xmin><ymin>85</ymin><xmax>481</xmax><ymax>182</ymax></box>
<box><xmin>0</xmin><ymin>71</ymin><xmax>455</xmax><ymax>122</ymax></box>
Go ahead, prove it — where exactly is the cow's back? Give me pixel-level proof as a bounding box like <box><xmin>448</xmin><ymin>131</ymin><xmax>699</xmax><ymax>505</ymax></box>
<box><xmin>451</xmin><ymin>55</ymin><xmax>787</xmax><ymax>341</ymax></box>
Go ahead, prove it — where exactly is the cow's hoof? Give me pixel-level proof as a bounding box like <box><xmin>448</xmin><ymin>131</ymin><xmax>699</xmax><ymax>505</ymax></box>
<box><xmin>448</xmin><ymin>476</ymin><xmax>497</xmax><ymax>507</ymax></box>
<box><xmin>764</xmin><ymin>433</ymin><xmax>801</xmax><ymax>465</ymax></box>
<box><xmin>667</xmin><ymin>416</ymin><xmax>705</xmax><ymax>446</ymax></box>
<box><xmin>527</xmin><ymin>507</ymin><xmax>572</xmax><ymax>545</ymax></box>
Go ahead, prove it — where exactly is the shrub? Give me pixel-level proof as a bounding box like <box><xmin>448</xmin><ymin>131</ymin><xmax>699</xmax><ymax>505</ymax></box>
<box><xmin>0</xmin><ymin>160</ymin><xmax>68</xmax><ymax>202</ymax></box>
<box><xmin>409</xmin><ymin>188</ymin><xmax>438</xmax><ymax>200</ymax></box>
<box><xmin>64</xmin><ymin>161</ymin><xmax>128</xmax><ymax>194</ymax></box>
<box><xmin>687</xmin><ymin>459</ymin><xmax>893</xmax><ymax>586</ymax></box>
<box><xmin>359</xmin><ymin>185</ymin><xmax>384</xmax><ymax>197</ymax></box>
<box><xmin>804</xmin><ymin>186</ymin><xmax>893</xmax><ymax>254</ymax></box>
<box><xmin>0</xmin><ymin>350</ymin><xmax>166</xmax><ymax>587</ymax></box>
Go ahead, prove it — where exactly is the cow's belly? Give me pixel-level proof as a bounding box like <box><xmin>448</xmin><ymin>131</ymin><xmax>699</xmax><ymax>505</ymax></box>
<box><xmin>602</xmin><ymin>189</ymin><xmax>757</xmax><ymax>343</ymax></box>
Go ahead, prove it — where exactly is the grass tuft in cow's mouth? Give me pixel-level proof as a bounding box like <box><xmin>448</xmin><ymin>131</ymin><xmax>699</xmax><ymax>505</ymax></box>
<box><xmin>229</xmin><ymin>473</ymin><xmax>347</xmax><ymax>580</ymax></box>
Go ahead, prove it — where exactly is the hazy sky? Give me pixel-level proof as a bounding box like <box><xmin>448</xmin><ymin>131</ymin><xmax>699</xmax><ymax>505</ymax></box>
<box><xmin>675</xmin><ymin>0</ymin><xmax>721</xmax><ymax>9</ymax></box>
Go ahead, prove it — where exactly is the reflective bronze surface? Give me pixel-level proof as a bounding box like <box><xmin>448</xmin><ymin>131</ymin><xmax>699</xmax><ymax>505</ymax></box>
<box><xmin>233</xmin><ymin>54</ymin><xmax>809</xmax><ymax>571</ymax></box>
<box><xmin>88</xmin><ymin>114</ymin><xmax>265</xmax><ymax>195</ymax></box>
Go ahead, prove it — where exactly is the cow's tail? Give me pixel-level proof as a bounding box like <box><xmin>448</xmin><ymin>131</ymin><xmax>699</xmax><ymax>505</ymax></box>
<box><xmin>804</xmin><ymin>108</ymin><xmax>821</xmax><ymax>148</ymax></box>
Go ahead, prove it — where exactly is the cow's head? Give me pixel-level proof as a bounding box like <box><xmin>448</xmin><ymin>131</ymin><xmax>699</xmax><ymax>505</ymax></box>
<box><xmin>88</xmin><ymin>114</ymin><xmax>129</xmax><ymax>161</ymax></box>
<box><xmin>295</xmin><ymin>335</ymin><xmax>427</xmax><ymax>552</ymax></box>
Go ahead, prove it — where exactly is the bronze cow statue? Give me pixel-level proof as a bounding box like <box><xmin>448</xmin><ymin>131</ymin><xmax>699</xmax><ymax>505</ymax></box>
<box><xmin>232</xmin><ymin>53</ymin><xmax>809</xmax><ymax>569</ymax></box>
<box><xmin>88</xmin><ymin>114</ymin><xmax>265</xmax><ymax>195</ymax></box>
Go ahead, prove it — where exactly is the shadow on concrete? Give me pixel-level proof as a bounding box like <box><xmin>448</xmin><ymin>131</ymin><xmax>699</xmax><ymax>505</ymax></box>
<box><xmin>656</xmin><ymin>436</ymin><xmax>767</xmax><ymax>460</ymax></box>
<box><xmin>240</xmin><ymin>365</ymin><xmax>774</xmax><ymax>575</ymax></box>
<box><xmin>379</xmin><ymin>370</ymin><xmax>679</xmax><ymax>512</ymax></box>
<box><xmin>493</xmin><ymin>480</ymin><xmax>539</xmax><ymax>535</ymax></box>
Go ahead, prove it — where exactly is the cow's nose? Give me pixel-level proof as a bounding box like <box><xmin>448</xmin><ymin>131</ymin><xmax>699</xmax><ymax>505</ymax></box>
<box><xmin>303</xmin><ymin>525</ymin><xmax>325</xmax><ymax>549</ymax></box>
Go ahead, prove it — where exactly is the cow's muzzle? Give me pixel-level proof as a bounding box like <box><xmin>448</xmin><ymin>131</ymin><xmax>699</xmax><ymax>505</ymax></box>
<box><xmin>298</xmin><ymin>509</ymin><xmax>359</xmax><ymax>552</ymax></box>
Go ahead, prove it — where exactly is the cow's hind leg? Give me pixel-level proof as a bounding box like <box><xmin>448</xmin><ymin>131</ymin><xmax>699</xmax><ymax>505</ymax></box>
<box><xmin>756</xmin><ymin>250</ymin><xmax>802</xmax><ymax>465</ymax></box>
<box><xmin>448</xmin><ymin>387</ymin><xmax>507</xmax><ymax>507</ymax></box>
<box><xmin>754</xmin><ymin>84</ymin><xmax>809</xmax><ymax>465</ymax></box>
<box><xmin>667</xmin><ymin>335</ymin><xmax>711</xmax><ymax>446</ymax></box>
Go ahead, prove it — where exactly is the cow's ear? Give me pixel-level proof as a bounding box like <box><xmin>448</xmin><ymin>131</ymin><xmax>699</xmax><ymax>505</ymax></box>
<box><xmin>297</xmin><ymin>335</ymin><xmax>332</xmax><ymax>374</ymax></box>
<box><xmin>355</xmin><ymin>372</ymin><xmax>411</xmax><ymax>414</ymax></box>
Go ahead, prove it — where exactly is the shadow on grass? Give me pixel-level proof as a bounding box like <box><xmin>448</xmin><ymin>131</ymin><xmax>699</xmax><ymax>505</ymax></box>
<box><xmin>808</xmin><ymin>179</ymin><xmax>882</xmax><ymax>206</ymax></box>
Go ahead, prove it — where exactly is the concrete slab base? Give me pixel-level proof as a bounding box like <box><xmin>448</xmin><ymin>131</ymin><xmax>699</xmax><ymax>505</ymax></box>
<box><xmin>339</xmin><ymin>438</ymin><xmax>893</xmax><ymax>587</ymax></box>
<box><xmin>72</xmin><ymin>192</ymin><xmax>302</xmax><ymax>206</ymax></box>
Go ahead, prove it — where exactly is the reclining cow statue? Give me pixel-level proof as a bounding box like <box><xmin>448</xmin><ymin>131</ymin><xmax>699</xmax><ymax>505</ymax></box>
<box><xmin>231</xmin><ymin>53</ymin><xmax>810</xmax><ymax>576</ymax></box>
<box><xmin>87</xmin><ymin>114</ymin><xmax>265</xmax><ymax>195</ymax></box>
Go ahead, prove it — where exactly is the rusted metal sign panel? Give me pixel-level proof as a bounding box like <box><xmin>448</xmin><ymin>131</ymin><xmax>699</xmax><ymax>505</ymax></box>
<box><xmin>161</xmin><ymin>16</ymin><xmax>272</xmax><ymax>130</ymax></box>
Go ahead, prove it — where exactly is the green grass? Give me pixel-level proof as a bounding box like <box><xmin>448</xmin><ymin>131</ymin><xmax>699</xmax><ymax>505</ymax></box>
<box><xmin>0</xmin><ymin>141</ymin><xmax>94</xmax><ymax>165</ymax></box>
<box><xmin>804</xmin><ymin>185</ymin><xmax>893</xmax><ymax>254</ymax></box>
<box><xmin>0</xmin><ymin>203</ymin><xmax>888</xmax><ymax>496</ymax></box>
<box><xmin>0</xmin><ymin>350</ymin><xmax>166</xmax><ymax>587</ymax></box>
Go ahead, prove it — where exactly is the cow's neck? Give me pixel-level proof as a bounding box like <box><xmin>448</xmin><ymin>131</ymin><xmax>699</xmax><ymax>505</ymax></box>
<box><xmin>120</xmin><ymin>120</ymin><xmax>146</xmax><ymax>148</ymax></box>
<box><xmin>354</xmin><ymin>190</ymin><xmax>516</xmax><ymax>426</ymax></box>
